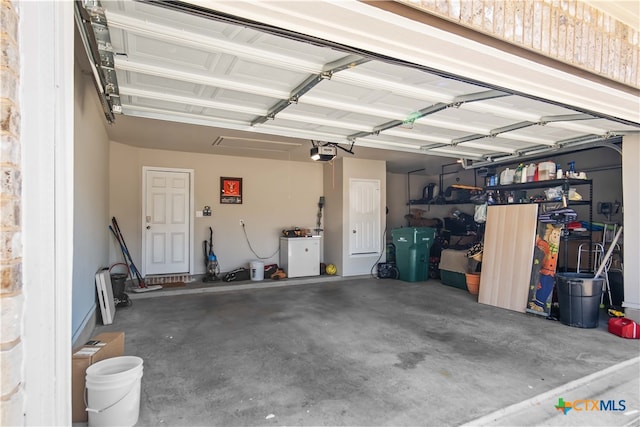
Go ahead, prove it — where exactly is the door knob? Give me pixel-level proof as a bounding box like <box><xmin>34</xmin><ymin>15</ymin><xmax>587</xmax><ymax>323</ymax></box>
<box><xmin>352</xmin><ymin>230</ymin><xmax>356</xmax><ymax>233</ymax></box>
<box><xmin>146</xmin><ymin>225</ymin><xmax>151</xmax><ymax>230</ymax></box>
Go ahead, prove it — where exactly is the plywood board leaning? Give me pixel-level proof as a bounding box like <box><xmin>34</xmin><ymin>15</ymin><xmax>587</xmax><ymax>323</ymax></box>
<box><xmin>479</xmin><ymin>204</ymin><xmax>538</xmax><ymax>313</ymax></box>
<box><xmin>95</xmin><ymin>269</ymin><xmax>115</xmax><ymax>325</ymax></box>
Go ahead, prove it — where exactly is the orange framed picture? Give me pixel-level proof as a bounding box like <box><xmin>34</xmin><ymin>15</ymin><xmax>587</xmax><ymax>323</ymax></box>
<box><xmin>220</xmin><ymin>177</ymin><xmax>242</xmax><ymax>204</ymax></box>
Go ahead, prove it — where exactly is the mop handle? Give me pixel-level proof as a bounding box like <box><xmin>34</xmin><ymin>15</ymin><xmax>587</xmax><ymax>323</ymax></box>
<box><xmin>594</xmin><ymin>226</ymin><xmax>623</xmax><ymax>278</ymax></box>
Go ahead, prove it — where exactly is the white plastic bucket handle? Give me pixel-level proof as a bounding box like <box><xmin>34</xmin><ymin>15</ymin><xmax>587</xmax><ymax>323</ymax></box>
<box><xmin>84</xmin><ymin>372</ymin><xmax>141</xmax><ymax>414</ymax></box>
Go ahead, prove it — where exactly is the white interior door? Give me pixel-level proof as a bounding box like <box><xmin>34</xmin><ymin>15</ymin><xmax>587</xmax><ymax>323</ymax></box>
<box><xmin>349</xmin><ymin>179</ymin><xmax>381</xmax><ymax>255</ymax></box>
<box><xmin>143</xmin><ymin>168</ymin><xmax>191</xmax><ymax>275</ymax></box>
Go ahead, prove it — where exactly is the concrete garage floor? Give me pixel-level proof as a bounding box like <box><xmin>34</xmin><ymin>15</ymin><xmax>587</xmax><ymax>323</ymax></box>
<box><xmin>94</xmin><ymin>277</ymin><xmax>640</xmax><ymax>426</ymax></box>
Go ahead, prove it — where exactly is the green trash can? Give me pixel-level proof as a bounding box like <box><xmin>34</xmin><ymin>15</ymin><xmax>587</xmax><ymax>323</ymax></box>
<box><xmin>391</xmin><ymin>227</ymin><xmax>436</xmax><ymax>282</ymax></box>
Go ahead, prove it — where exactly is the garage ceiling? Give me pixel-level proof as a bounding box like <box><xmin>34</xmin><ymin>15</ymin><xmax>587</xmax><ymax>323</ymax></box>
<box><xmin>75</xmin><ymin>0</ymin><xmax>640</xmax><ymax>172</ymax></box>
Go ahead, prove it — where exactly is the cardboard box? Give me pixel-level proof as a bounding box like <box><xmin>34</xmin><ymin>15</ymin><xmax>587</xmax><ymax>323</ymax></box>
<box><xmin>72</xmin><ymin>332</ymin><xmax>125</xmax><ymax>422</ymax></box>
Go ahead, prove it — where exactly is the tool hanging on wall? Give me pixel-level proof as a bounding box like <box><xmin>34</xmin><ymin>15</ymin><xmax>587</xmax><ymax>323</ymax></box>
<box><xmin>314</xmin><ymin>196</ymin><xmax>325</xmax><ymax>235</ymax></box>
<box><xmin>202</xmin><ymin>226</ymin><xmax>220</xmax><ymax>282</ymax></box>
<box><xmin>109</xmin><ymin>217</ymin><xmax>162</xmax><ymax>293</ymax></box>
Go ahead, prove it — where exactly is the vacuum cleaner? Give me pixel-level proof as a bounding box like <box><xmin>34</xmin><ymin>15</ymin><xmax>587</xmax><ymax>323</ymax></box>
<box><xmin>202</xmin><ymin>227</ymin><xmax>220</xmax><ymax>282</ymax></box>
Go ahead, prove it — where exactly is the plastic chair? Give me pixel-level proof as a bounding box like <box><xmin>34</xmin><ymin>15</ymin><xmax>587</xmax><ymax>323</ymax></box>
<box><xmin>576</xmin><ymin>242</ymin><xmax>612</xmax><ymax>307</ymax></box>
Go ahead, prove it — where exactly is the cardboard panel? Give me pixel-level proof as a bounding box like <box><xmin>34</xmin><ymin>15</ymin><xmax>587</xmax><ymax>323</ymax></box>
<box><xmin>479</xmin><ymin>205</ymin><xmax>538</xmax><ymax>312</ymax></box>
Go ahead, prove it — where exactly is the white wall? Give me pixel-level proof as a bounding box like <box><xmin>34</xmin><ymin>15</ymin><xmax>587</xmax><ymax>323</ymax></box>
<box><xmin>72</xmin><ymin>63</ymin><xmax>111</xmax><ymax>342</ymax></box>
<box><xmin>109</xmin><ymin>143</ymin><xmax>323</xmax><ymax>273</ymax></box>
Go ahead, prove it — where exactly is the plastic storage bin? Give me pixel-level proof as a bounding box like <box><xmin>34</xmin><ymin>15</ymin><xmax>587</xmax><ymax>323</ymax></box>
<box><xmin>391</xmin><ymin>227</ymin><xmax>436</xmax><ymax>282</ymax></box>
<box><xmin>556</xmin><ymin>273</ymin><xmax>604</xmax><ymax>328</ymax></box>
<box><xmin>438</xmin><ymin>249</ymin><xmax>468</xmax><ymax>290</ymax></box>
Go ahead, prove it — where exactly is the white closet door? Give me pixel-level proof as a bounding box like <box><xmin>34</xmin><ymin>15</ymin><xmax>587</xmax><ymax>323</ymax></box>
<box><xmin>349</xmin><ymin>179</ymin><xmax>380</xmax><ymax>255</ymax></box>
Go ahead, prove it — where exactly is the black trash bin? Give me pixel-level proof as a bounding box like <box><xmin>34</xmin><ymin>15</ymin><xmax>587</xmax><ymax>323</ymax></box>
<box><xmin>556</xmin><ymin>273</ymin><xmax>604</xmax><ymax>328</ymax></box>
<box><xmin>110</xmin><ymin>273</ymin><xmax>127</xmax><ymax>298</ymax></box>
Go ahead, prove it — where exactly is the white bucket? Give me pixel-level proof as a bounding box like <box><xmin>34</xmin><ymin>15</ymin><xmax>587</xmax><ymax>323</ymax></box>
<box><xmin>250</xmin><ymin>260</ymin><xmax>264</xmax><ymax>281</ymax></box>
<box><xmin>85</xmin><ymin>356</ymin><xmax>144</xmax><ymax>427</ymax></box>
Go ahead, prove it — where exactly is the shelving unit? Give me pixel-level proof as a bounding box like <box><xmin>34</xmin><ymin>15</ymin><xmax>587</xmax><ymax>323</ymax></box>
<box><xmin>407</xmin><ymin>199</ymin><xmax>472</xmax><ymax>206</ymax></box>
<box><xmin>405</xmin><ymin>162</ymin><xmax>479</xmax><ymax>208</ymax></box>
<box><xmin>484</xmin><ymin>178</ymin><xmax>593</xmax><ymax>271</ymax></box>
<box><xmin>487</xmin><ymin>178</ymin><xmax>591</xmax><ymax>202</ymax></box>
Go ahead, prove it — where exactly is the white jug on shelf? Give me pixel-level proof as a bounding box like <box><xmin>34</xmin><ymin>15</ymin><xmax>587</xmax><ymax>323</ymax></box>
<box><xmin>500</xmin><ymin>168</ymin><xmax>514</xmax><ymax>184</ymax></box>
<box><xmin>537</xmin><ymin>161</ymin><xmax>556</xmax><ymax>181</ymax></box>
<box><xmin>526</xmin><ymin>163</ymin><xmax>537</xmax><ymax>182</ymax></box>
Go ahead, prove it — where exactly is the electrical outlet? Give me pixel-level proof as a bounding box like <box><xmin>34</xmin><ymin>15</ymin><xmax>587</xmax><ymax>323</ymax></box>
<box><xmin>598</xmin><ymin>202</ymin><xmax>612</xmax><ymax>215</ymax></box>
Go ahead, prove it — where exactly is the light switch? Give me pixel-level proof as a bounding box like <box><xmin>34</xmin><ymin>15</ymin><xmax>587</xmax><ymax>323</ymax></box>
<box><xmin>196</xmin><ymin>211</ymin><xmax>203</xmax><ymax>218</ymax></box>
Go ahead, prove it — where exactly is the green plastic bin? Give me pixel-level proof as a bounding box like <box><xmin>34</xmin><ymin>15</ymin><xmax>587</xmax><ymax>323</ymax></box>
<box><xmin>391</xmin><ymin>227</ymin><xmax>436</xmax><ymax>282</ymax></box>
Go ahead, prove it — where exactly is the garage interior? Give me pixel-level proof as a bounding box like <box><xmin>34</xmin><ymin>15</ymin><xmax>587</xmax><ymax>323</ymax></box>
<box><xmin>68</xmin><ymin>0</ymin><xmax>640</xmax><ymax>425</ymax></box>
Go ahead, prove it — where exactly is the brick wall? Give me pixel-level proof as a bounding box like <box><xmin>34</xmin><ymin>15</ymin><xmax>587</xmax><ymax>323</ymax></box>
<box><xmin>400</xmin><ymin>0</ymin><xmax>639</xmax><ymax>88</ymax></box>
<box><xmin>0</xmin><ymin>0</ymin><xmax>24</xmax><ymax>425</ymax></box>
